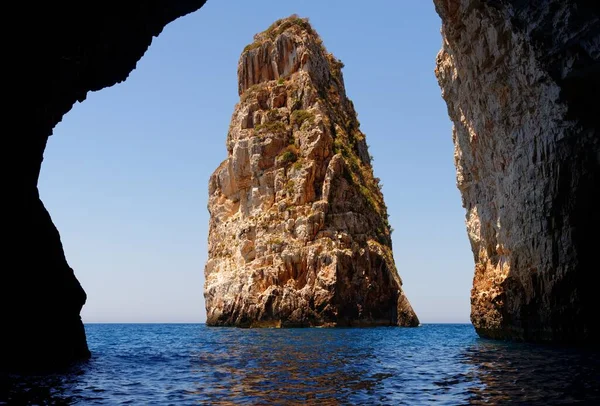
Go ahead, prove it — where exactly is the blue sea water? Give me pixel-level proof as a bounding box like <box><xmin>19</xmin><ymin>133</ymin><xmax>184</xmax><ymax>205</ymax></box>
<box><xmin>5</xmin><ymin>324</ymin><xmax>600</xmax><ymax>405</ymax></box>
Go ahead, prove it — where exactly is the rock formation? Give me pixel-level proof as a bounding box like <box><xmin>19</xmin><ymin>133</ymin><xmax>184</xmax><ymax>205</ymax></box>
<box><xmin>434</xmin><ymin>0</ymin><xmax>599</xmax><ymax>343</ymax></box>
<box><xmin>6</xmin><ymin>0</ymin><xmax>208</xmax><ymax>372</ymax></box>
<box><xmin>204</xmin><ymin>16</ymin><xmax>419</xmax><ymax>328</ymax></box>
<box><xmin>7</xmin><ymin>0</ymin><xmax>597</xmax><ymax>374</ymax></box>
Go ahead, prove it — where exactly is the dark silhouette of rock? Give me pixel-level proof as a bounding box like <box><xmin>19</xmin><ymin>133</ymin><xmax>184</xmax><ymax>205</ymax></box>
<box><xmin>5</xmin><ymin>0</ymin><xmax>207</xmax><ymax>373</ymax></box>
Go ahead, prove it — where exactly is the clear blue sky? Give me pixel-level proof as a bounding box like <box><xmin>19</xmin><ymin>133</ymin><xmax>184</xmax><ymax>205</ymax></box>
<box><xmin>39</xmin><ymin>0</ymin><xmax>473</xmax><ymax>323</ymax></box>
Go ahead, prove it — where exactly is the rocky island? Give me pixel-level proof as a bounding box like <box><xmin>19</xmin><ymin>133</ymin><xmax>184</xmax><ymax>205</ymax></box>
<box><xmin>204</xmin><ymin>16</ymin><xmax>419</xmax><ymax>328</ymax></box>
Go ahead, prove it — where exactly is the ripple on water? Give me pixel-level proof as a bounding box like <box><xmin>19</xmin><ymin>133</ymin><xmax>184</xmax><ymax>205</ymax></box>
<box><xmin>5</xmin><ymin>324</ymin><xmax>600</xmax><ymax>405</ymax></box>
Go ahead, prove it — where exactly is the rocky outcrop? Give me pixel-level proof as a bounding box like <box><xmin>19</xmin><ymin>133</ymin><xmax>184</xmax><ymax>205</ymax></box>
<box><xmin>6</xmin><ymin>0</ymin><xmax>207</xmax><ymax>372</ymax></box>
<box><xmin>434</xmin><ymin>0</ymin><xmax>599</xmax><ymax>344</ymax></box>
<box><xmin>204</xmin><ymin>16</ymin><xmax>419</xmax><ymax>328</ymax></box>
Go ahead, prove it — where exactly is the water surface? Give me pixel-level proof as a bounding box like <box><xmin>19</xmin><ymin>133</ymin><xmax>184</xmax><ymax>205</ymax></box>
<box><xmin>5</xmin><ymin>324</ymin><xmax>599</xmax><ymax>404</ymax></box>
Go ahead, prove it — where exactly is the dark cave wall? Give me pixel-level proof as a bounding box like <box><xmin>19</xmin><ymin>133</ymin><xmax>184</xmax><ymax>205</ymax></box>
<box><xmin>6</xmin><ymin>0</ymin><xmax>207</xmax><ymax>372</ymax></box>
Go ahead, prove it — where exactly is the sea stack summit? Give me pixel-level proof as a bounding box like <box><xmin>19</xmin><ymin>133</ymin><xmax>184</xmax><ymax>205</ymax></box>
<box><xmin>204</xmin><ymin>16</ymin><xmax>419</xmax><ymax>328</ymax></box>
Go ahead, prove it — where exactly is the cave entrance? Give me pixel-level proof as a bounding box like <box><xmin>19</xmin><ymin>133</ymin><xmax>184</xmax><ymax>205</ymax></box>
<box><xmin>38</xmin><ymin>3</ymin><xmax>471</xmax><ymax>327</ymax></box>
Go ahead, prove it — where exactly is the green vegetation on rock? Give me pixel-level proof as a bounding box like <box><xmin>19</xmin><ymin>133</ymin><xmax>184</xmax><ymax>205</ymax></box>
<box><xmin>278</xmin><ymin>146</ymin><xmax>298</xmax><ymax>165</ymax></box>
<box><xmin>291</xmin><ymin>109</ymin><xmax>315</xmax><ymax>128</ymax></box>
<box><xmin>242</xmin><ymin>15</ymin><xmax>318</xmax><ymax>55</ymax></box>
<box><xmin>255</xmin><ymin>121</ymin><xmax>287</xmax><ymax>134</ymax></box>
<box><xmin>264</xmin><ymin>15</ymin><xmax>315</xmax><ymax>39</ymax></box>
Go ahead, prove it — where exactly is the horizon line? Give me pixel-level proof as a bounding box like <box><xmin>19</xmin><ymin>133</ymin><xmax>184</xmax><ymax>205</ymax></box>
<box><xmin>83</xmin><ymin>321</ymin><xmax>473</xmax><ymax>325</ymax></box>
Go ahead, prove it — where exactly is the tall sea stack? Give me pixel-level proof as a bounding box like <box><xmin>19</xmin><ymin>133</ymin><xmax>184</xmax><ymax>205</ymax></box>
<box><xmin>204</xmin><ymin>16</ymin><xmax>419</xmax><ymax>328</ymax></box>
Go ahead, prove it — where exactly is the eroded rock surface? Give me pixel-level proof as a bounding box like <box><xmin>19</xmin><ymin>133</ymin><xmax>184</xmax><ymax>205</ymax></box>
<box><xmin>434</xmin><ymin>0</ymin><xmax>599</xmax><ymax>343</ymax></box>
<box><xmin>204</xmin><ymin>16</ymin><xmax>418</xmax><ymax>328</ymax></box>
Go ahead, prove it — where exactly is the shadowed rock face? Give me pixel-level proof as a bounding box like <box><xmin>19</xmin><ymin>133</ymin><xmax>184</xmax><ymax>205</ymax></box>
<box><xmin>6</xmin><ymin>0</ymin><xmax>207</xmax><ymax>372</ymax></box>
<box><xmin>434</xmin><ymin>0</ymin><xmax>599</xmax><ymax>344</ymax></box>
<box><xmin>204</xmin><ymin>17</ymin><xmax>419</xmax><ymax>328</ymax></box>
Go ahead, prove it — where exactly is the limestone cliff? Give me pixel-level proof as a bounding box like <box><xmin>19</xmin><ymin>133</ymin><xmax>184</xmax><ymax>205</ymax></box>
<box><xmin>204</xmin><ymin>16</ymin><xmax>418</xmax><ymax>328</ymax></box>
<box><xmin>434</xmin><ymin>0</ymin><xmax>599</xmax><ymax>343</ymax></box>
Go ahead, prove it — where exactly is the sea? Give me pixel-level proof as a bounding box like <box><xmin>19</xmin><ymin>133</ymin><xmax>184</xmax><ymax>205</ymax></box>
<box><xmin>4</xmin><ymin>324</ymin><xmax>600</xmax><ymax>405</ymax></box>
